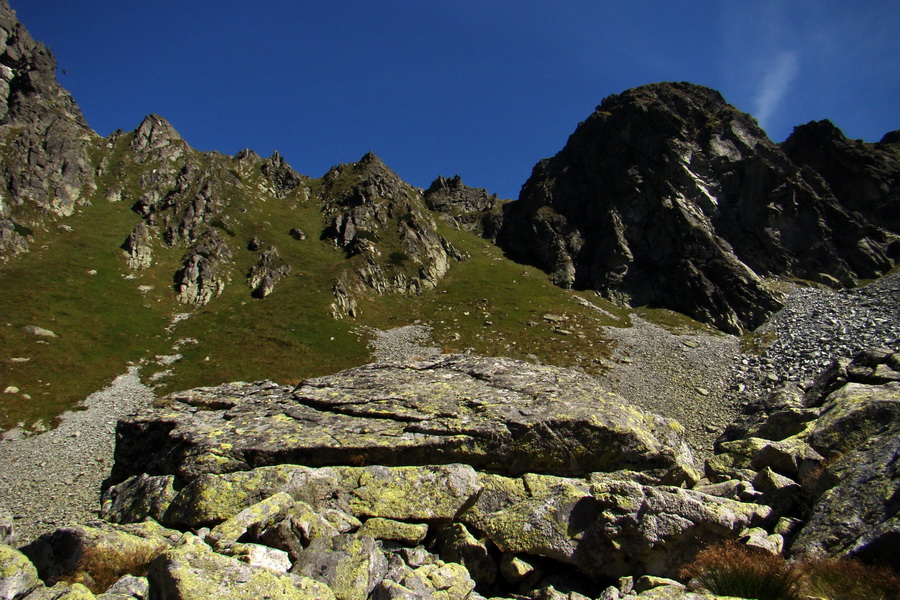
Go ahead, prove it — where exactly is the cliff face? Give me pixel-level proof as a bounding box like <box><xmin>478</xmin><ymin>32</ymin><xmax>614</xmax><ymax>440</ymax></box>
<box><xmin>498</xmin><ymin>82</ymin><xmax>898</xmax><ymax>334</ymax></box>
<box><xmin>0</xmin><ymin>0</ymin><xmax>95</xmax><ymax>243</ymax></box>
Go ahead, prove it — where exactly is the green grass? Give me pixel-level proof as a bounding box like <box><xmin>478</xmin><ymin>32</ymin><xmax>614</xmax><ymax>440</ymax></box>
<box><xmin>0</xmin><ymin>193</ymin><xmax>175</xmax><ymax>431</ymax></box>
<box><xmin>357</xmin><ymin>222</ymin><xmax>630</xmax><ymax>376</ymax></box>
<box><xmin>0</xmin><ymin>141</ymin><xmax>647</xmax><ymax>434</ymax></box>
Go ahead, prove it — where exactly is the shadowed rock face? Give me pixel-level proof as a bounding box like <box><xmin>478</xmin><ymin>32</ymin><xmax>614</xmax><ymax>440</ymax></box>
<box><xmin>781</xmin><ymin>119</ymin><xmax>900</xmax><ymax>237</ymax></box>
<box><xmin>108</xmin><ymin>354</ymin><xmax>696</xmax><ymax>486</ymax></box>
<box><xmin>498</xmin><ymin>82</ymin><xmax>897</xmax><ymax>333</ymax></box>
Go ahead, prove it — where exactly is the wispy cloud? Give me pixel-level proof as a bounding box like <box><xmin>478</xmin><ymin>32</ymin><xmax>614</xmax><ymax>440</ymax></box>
<box><xmin>753</xmin><ymin>49</ymin><xmax>800</xmax><ymax>131</ymax></box>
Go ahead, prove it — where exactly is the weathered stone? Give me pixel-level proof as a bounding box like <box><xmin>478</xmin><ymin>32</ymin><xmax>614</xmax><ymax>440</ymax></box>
<box><xmin>358</xmin><ymin>518</ymin><xmax>428</xmax><ymax>546</ymax></box>
<box><xmin>23</xmin><ymin>325</ymin><xmax>57</xmax><ymax>338</ymax></box>
<box><xmin>0</xmin><ymin>544</ymin><xmax>40</xmax><ymax>600</ymax></box>
<box><xmin>807</xmin><ymin>381</ymin><xmax>900</xmax><ymax>457</ymax></box>
<box><xmin>291</xmin><ymin>534</ymin><xmax>387</xmax><ymax>600</ymax></box>
<box><xmin>207</xmin><ymin>491</ymin><xmax>296</xmax><ymax>548</ymax></box>
<box><xmin>101</xmin><ymin>474</ymin><xmax>177</xmax><ymax>524</ymax></box>
<box><xmin>122</xmin><ymin>223</ymin><xmax>153</xmax><ymax>270</ymax></box>
<box><xmin>396</xmin><ymin>562</ymin><xmax>475</xmax><ymax>600</ymax></box>
<box><xmin>97</xmin><ymin>575</ymin><xmax>147</xmax><ymax>600</ymax></box>
<box><xmin>21</xmin><ymin>524</ymin><xmax>172</xmax><ymax>585</ymax></box>
<box><xmin>738</xmin><ymin>527</ymin><xmax>783</xmax><ymax>555</ymax></box>
<box><xmin>110</xmin><ymin>355</ymin><xmax>695</xmax><ymax>484</ymax></box>
<box><xmin>481</xmin><ymin>476</ymin><xmax>771</xmax><ymax>579</ymax></box>
<box><xmin>348</xmin><ymin>465</ymin><xmax>479</xmax><ymax>521</ymax></box>
<box><xmin>148</xmin><ymin>534</ymin><xmax>332</xmax><ymax>600</ymax></box>
<box><xmin>24</xmin><ymin>582</ymin><xmax>96</xmax><ymax>599</ymax></box>
<box><xmin>246</xmin><ymin>246</ymin><xmax>291</xmax><ymax>298</ymax></box>
<box><xmin>790</xmin><ymin>427</ymin><xmax>900</xmax><ymax>567</ymax></box>
<box><xmin>433</xmin><ymin>523</ymin><xmax>496</xmax><ymax>585</ymax></box>
<box><xmin>499</xmin><ymin>553</ymin><xmax>537</xmax><ymax>584</ymax></box>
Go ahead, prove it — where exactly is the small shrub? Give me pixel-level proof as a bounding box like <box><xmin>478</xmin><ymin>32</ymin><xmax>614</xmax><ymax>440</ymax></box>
<box><xmin>800</xmin><ymin>557</ymin><xmax>900</xmax><ymax>600</ymax></box>
<box><xmin>680</xmin><ymin>541</ymin><xmax>802</xmax><ymax>600</ymax></box>
<box><xmin>388</xmin><ymin>251</ymin><xmax>409</xmax><ymax>266</ymax></box>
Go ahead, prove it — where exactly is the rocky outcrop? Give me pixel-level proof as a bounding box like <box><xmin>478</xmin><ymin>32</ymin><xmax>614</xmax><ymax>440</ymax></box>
<box><xmin>108</xmin><ymin>354</ymin><xmax>696</xmax><ymax>485</ymax></box>
<box><xmin>320</xmin><ymin>153</ymin><xmax>465</xmax><ymax>317</ymax></box>
<box><xmin>247</xmin><ymin>246</ymin><xmax>291</xmax><ymax>298</ymax></box>
<box><xmin>424</xmin><ymin>175</ymin><xmax>504</xmax><ymax>238</ymax></box>
<box><xmin>0</xmin><ymin>0</ymin><xmax>96</xmax><ymax>260</ymax></box>
<box><xmin>174</xmin><ymin>230</ymin><xmax>232</xmax><ymax>306</ymax></box>
<box><xmin>704</xmin><ymin>348</ymin><xmax>900</xmax><ymax>568</ymax></box>
<box><xmin>122</xmin><ymin>222</ymin><xmax>153</xmax><ymax>270</ymax></box>
<box><xmin>498</xmin><ymin>82</ymin><xmax>898</xmax><ymax>333</ymax></box>
<box><xmin>782</xmin><ymin>119</ymin><xmax>900</xmax><ymax>237</ymax></box>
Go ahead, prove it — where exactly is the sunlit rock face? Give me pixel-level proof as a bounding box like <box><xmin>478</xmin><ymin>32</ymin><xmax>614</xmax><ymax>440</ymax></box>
<box><xmin>498</xmin><ymin>82</ymin><xmax>898</xmax><ymax>334</ymax></box>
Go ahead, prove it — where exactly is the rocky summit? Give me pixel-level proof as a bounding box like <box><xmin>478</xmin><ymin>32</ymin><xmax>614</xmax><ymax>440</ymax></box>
<box><xmin>2</xmin><ymin>1</ymin><xmax>900</xmax><ymax>599</ymax></box>
<box><xmin>498</xmin><ymin>82</ymin><xmax>899</xmax><ymax>334</ymax></box>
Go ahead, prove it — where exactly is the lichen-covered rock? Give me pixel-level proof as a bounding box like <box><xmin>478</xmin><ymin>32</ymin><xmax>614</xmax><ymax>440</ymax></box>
<box><xmin>0</xmin><ymin>543</ymin><xmax>40</xmax><ymax>600</ymax></box>
<box><xmin>110</xmin><ymin>355</ymin><xmax>695</xmax><ymax>484</ymax></box>
<box><xmin>94</xmin><ymin>574</ymin><xmax>147</xmax><ymax>600</ymax></box>
<box><xmin>291</xmin><ymin>534</ymin><xmax>387</xmax><ymax>600</ymax></box>
<box><xmin>348</xmin><ymin>465</ymin><xmax>479</xmax><ymax>521</ymax></box>
<box><xmin>480</xmin><ymin>477</ymin><xmax>771</xmax><ymax>580</ymax></box>
<box><xmin>148</xmin><ymin>535</ymin><xmax>333</xmax><ymax>600</ymax></box>
<box><xmin>357</xmin><ymin>518</ymin><xmax>428</xmax><ymax>546</ymax></box>
<box><xmin>20</xmin><ymin>524</ymin><xmax>174</xmax><ymax>585</ymax></box>
<box><xmin>433</xmin><ymin>523</ymin><xmax>496</xmax><ymax>586</ymax></box>
<box><xmin>207</xmin><ymin>491</ymin><xmax>296</xmax><ymax>549</ymax></box>
<box><xmin>23</xmin><ymin>582</ymin><xmax>96</xmax><ymax>599</ymax></box>
<box><xmin>790</xmin><ymin>422</ymin><xmax>900</xmax><ymax>567</ymax></box>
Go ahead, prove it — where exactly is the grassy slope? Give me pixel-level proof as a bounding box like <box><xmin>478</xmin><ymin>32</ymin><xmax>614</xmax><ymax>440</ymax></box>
<box><xmin>0</xmin><ymin>138</ymin><xmax>713</xmax><ymax>434</ymax></box>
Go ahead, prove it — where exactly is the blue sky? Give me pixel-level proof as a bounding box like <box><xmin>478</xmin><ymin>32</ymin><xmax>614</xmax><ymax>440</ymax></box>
<box><xmin>15</xmin><ymin>1</ymin><xmax>899</xmax><ymax>200</ymax></box>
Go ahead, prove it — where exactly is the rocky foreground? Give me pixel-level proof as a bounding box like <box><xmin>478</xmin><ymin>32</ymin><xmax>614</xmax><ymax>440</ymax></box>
<box><xmin>2</xmin><ymin>344</ymin><xmax>898</xmax><ymax>599</ymax></box>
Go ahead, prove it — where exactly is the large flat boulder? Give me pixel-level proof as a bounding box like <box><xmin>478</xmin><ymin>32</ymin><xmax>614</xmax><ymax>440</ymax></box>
<box><xmin>109</xmin><ymin>355</ymin><xmax>695</xmax><ymax>485</ymax></box>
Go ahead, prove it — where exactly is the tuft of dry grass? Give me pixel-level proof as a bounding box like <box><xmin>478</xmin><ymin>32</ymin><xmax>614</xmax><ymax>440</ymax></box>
<box><xmin>680</xmin><ymin>541</ymin><xmax>802</xmax><ymax>600</ymax></box>
<box><xmin>55</xmin><ymin>543</ymin><xmax>165</xmax><ymax>594</ymax></box>
<box><xmin>800</xmin><ymin>556</ymin><xmax>900</xmax><ymax>600</ymax></box>
<box><xmin>681</xmin><ymin>541</ymin><xmax>900</xmax><ymax>600</ymax></box>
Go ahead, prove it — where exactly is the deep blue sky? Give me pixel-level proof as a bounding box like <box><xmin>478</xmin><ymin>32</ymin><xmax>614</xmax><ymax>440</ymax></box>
<box><xmin>15</xmin><ymin>1</ymin><xmax>899</xmax><ymax>200</ymax></box>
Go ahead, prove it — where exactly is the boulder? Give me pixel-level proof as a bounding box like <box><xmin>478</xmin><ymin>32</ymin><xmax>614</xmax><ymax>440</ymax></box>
<box><xmin>100</xmin><ymin>474</ymin><xmax>177</xmax><ymax>524</ymax></box>
<box><xmin>147</xmin><ymin>535</ymin><xmax>333</xmax><ymax>600</ymax></box>
<box><xmin>479</xmin><ymin>476</ymin><xmax>771</xmax><ymax>580</ymax></box>
<box><xmin>433</xmin><ymin>523</ymin><xmax>497</xmax><ymax>585</ymax></box>
<box><xmin>291</xmin><ymin>534</ymin><xmax>387</xmax><ymax>600</ymax></box>
<box><xmin>109</xmin><ymin>355</ymin><xmax>695</xmax><ymax>485</ymax></box>
<box><xmin>357</xmin><ymin>519</ymin><xmax>428</xmax><ymax>546</ymax></box>
<box><xmin>0</xmin><ymin>544</ymin><xmax>40</xmax><ymax>600</ymax></box>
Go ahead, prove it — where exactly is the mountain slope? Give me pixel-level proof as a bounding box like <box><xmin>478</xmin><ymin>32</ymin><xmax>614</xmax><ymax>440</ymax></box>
<box><xmin>498</xmin><ymin>82</ymin><xmax>899</xmax><ymax>334</ymax></box>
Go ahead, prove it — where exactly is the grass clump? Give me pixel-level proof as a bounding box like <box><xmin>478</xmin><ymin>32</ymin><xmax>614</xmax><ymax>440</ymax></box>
<box><xmin>800</xmin><ymin>557</ymin><xmax>900</xmax><ymax>600</ymax></box>
<box><xmin>681</xmin><ymin>541</ymin><xmax>900</xmax><ymax>600</ymax></box>
<box><xmin>56</xmin><ymin>544</ymin><xmax>165</xmax><ymax>594</ymax></box>
<box><xmin>680</xmin><ymin>541</ymin><xmax>802</xmax><ymax>600</ymax></box>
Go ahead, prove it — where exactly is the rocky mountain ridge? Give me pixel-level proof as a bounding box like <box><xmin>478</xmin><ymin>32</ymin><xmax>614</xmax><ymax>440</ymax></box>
<box><xmin>498</xmin><ymin>82</ymin><xmax>899</xmax><ymax>334</ymax></box>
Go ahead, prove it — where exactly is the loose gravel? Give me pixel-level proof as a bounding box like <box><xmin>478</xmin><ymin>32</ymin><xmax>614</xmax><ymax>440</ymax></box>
<box><xmin>0</xmin><ymin>366</ymin><xmax>155</xmax><ymax>546</ymax></box>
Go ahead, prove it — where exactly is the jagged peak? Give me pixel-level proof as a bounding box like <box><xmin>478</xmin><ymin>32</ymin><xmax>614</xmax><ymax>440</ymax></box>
<box><xmin>130</xmin><ymin>113</ymin><xmax>182</xmax><ymax>152</ymax></box>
